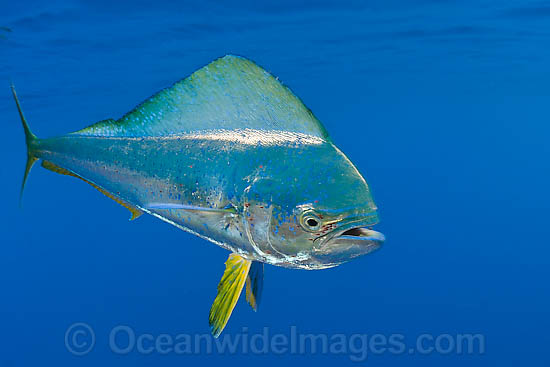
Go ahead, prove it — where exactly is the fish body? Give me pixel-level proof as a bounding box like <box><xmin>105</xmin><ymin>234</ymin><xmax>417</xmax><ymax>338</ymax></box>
<box><xmin>14</xmin><ymin>55</ymin><xmax>385</xmax><ymax>335</ymax></box>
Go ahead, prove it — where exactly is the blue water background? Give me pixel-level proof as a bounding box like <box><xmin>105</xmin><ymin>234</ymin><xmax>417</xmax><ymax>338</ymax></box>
<box><xmin>1</xmin><ymin>1</ymin><xmax>549</xmax><ymax>365</ymax></box>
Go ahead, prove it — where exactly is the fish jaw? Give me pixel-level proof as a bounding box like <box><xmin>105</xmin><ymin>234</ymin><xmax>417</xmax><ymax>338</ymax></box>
<box><xmin>310</xmin><ymin>220</ymin><xmax>385</xmax><ymax>266</ymax></box>
<box><xmin>321</xmin><ymin>227</ymin><xmax>384</xmax><ymax>254</ymax></box>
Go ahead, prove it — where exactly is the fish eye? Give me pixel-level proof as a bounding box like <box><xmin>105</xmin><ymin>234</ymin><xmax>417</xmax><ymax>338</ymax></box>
<box><xmin>306</xmin><ymin>218</ymin><xmax>318</xmax><ymax>227</ymax></box>
<box><xmin>300</xmin><ymin>211</ymin><xmax>322</xmax><ymax>232</ymax></box>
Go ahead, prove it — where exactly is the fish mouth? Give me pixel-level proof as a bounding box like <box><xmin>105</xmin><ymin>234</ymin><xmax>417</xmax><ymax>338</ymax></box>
<box><xmin>338</xmin><ymin>227</ymin><xmax>385</xmax><ymax>242</ymax></box>
<box><xmin>313</xmin><ymin>223</ymin><xmax>385</xmax><ymax>261</ymax></box>
<box><xmin>329</xmin><ymin>227</ymin><xmax>385</xmax><ymax>247</ymax></box>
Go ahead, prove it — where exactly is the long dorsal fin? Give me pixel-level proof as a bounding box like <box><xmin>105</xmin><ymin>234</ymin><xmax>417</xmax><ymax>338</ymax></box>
<box><xmin>41</xmin><ymin>160</ymin><xmax>143</xmax><ymax>220</ymax></box>
<box><xmin>209</xmin><ymin>253</ymin><xmax>251</xmax><ymax>337</ymax></box>
<box><xmin>73</xmin><ymin>55</ymin><xmax>329</xmax><ymax>140</ymax></box>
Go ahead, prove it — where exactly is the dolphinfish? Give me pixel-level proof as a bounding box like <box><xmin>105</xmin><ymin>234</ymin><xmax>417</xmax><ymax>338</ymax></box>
<box><xmin>13</xmin><ymin>55</ymin><xmax>385</xmax><ymax>337</ymax></box>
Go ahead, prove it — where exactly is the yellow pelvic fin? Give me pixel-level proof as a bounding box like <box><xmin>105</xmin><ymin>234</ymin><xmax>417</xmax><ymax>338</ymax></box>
<box><xmin>245</xmin><ymin>261</ymin><xmax>264</xmax><ymax>312</ymax></box>
<box><xmin>209</xmin><ymin>253</ymin><xmax>251</xmax><ymax>338</ymax></box>
<box><xmin>41</xmin><ymin>160</ymin><xmax>143</xmax><ymax>220</ymax></box>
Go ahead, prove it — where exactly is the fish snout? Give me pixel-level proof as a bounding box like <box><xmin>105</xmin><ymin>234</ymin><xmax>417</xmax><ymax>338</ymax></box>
<box><xmin>328</xmin><ymin>227</ymin><xmax>384</xmax><ymax>249</ymax></box>
<box><xmin>312</xmin><ymin>226</ymin><xmax>385</xmax><ymax>264</ymax></box>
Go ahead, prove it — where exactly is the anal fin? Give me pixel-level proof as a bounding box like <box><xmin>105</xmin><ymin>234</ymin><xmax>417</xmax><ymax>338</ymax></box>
<box><xmin>209</xmin><ymin>253</ymin><xmax>251</xmax><ymax>337</ymax></box>
<box><xmin>41</xmin><ymin>160</ymin><xmax>143</xmax><ymax>220</ymax></box>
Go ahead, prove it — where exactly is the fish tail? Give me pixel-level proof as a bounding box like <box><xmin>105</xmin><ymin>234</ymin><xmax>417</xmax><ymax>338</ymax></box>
<box><xmin>11</xmin><ymin>84</ymin><xmax>39</xmax><ymax>205</ymax></box>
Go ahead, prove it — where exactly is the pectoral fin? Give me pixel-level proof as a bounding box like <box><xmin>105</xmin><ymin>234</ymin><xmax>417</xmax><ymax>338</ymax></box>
<box><xmin>41</xmin><ymin>160</ymin><xmax>143</xmax><ymax>220</ymax></box>
<box><xmin>146</xmin><ymin>202</ymin><xmax>237</xmax><ymax>214</ymax></box>
<box><xmin>209</xmin><ymin>253</ymin><xmax>251</xmax><ymax>337</ymax></box>
<box><xmin>245</xmin><ymin>261</ymin><xmax>264</xmax><ymax>312</ymax></box>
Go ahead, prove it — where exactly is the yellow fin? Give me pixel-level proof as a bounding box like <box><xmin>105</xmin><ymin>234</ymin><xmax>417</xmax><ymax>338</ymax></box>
<box><xmin>245</xmin><ymin>261</ymin><xmax>264</xmax><ymax>312</ymax></box>
<box><xmin>41</xmin><ymin>160</ymin><xmax>143</xmax><ymax>220</ymax></box>
<box><xmin>209</xmin><ymin>253</ymin><xmax>251</xmax><ymax>337</ymax></box>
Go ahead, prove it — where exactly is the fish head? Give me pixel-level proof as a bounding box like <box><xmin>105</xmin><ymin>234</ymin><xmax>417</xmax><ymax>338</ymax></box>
<box><xmin>243</xmin><ymin>142</ymin><xmax>385</xmax><ymax>269</ymax></box>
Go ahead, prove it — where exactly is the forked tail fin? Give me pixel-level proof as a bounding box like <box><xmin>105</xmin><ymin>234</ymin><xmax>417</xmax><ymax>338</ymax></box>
<box><xmin>11</xmin><ymin>85</ymin><xmax>38</xmax><ymax>205</ymax></box>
